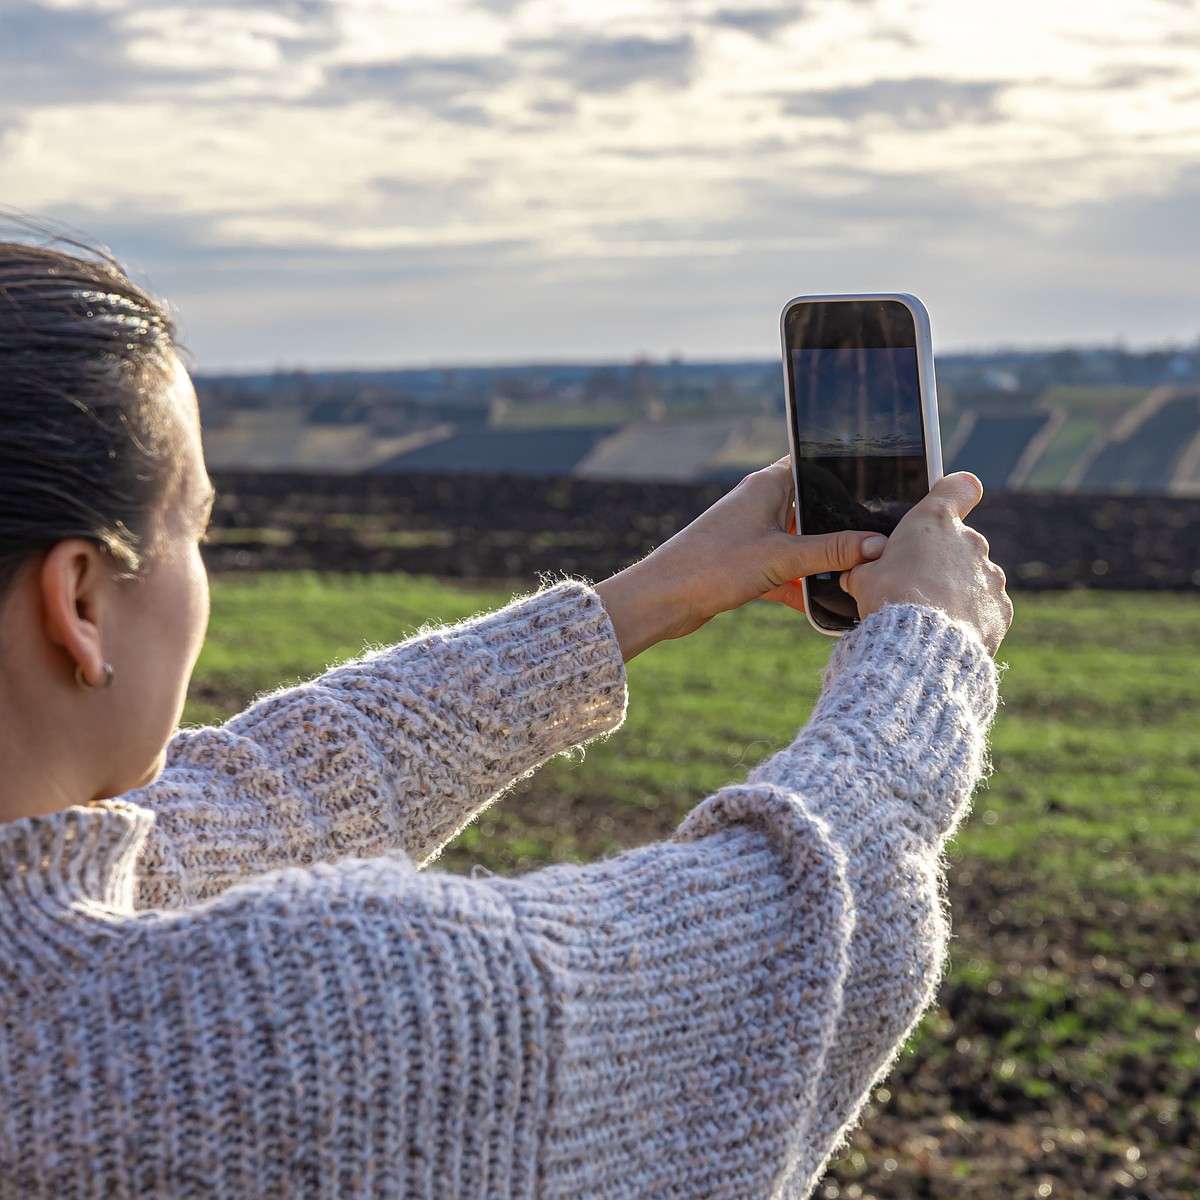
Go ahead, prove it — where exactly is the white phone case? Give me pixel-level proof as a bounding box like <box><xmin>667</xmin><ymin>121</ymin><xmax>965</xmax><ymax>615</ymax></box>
<box><xmin>779</xmin><ymin>292</ymin><xmax>943</xmax><ymax>636</ymax></box>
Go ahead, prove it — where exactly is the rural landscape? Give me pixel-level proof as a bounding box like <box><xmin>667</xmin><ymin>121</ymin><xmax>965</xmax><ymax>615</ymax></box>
<box><xmin>8</xmin><ymin>0</ymin><xmax>1199</xmax><ymax>1193</ymax></box>
<box><xmin>192</xmin><ymin>386</ymin><xmax>1200</xmax><ymax>1197</ymax></box>
<box><xmin>196</xmin><ymin>343</ymin><xmax>1200</xmax><ymax>495</ymax></box>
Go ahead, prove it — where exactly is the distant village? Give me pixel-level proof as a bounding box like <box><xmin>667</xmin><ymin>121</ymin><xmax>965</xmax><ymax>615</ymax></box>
<box><xmin>195</xmin><ymin>343</ymin><xmax>1200</xmax><ymax>493</ymax></box>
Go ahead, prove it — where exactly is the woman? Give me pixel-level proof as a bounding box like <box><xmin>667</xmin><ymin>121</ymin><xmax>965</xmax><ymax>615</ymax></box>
<box><xmin>0</xmin><ymin>237</ymin><xmax>1010</xmax><ymax>1200</ymax></box>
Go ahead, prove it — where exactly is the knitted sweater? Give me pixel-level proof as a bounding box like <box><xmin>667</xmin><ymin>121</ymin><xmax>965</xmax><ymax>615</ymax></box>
<box><xmin>0</xmin><ymin>582</ymin><xmax>997</xmax><ymax>1200</ymax></box>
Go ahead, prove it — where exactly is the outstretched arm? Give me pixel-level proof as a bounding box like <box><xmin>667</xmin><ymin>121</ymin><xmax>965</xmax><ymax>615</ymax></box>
<box><xmin>705</xmin><ymin>604</ymin><xmax>997</xmax><ymax>1193</ymax></box>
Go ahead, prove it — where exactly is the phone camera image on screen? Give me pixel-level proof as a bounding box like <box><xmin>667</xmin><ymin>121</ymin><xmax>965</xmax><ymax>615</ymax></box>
<box><xmin>782</xmin><ymin>297</ymin><xmax>936</xmax><ymax>634</ymax></box>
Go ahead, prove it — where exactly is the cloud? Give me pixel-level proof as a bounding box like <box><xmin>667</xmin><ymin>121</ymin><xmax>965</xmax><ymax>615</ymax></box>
<box><xmin>1066</xmin><ymin>165</ymin><xmax>1200</xmax><ymax>264</ymax></box>
<box><xmin>0</xmin><ymin>2</ymin><xmax>129</xmax><ymax>103</ymax></box>
<box><xmin>322</xmin><ymin>54</ymin><xmax>512</xmax><ymax>120</ymax></box>
<box><xmin>710</xmin><ymin>7</ymin><xmax>804</xmax><ymax>38</ymax></box>
<box><xmin>527</xmin><ymin>97</ymin><xmax>576</xmax><ymax>118</ymax></box>
<box><xmin>0</xmin><ymin>0</ymin><xmax>338</xmax><ymax>116</ymax></box>
<box><xmin>610</xmin><ymin>163</ymin><xmax>1020</xmax><ymax>271</ymax></box>
<box><xmin>783</xmin><ymin>77</ymin><xmax>1007</xmax><ymax>129</ymax></box>
<box><xmin>517</xmin><ymin>34</ymin><xmax>698</xmax><ymax>94</ymax></box>
<box><xmin>469</xmin><ymin>0</ymin><xmax>528</xmax><ymax>12</ymax></box>
<box><xmin>65</xmin><ymin>150</ymin><xmax>1200</xmax><ymax>371</ymax></box>
<box><xmin>121</xmin><ymin>4</ymin><xmax>338</xmax><ymax>75</ymax></box>
<box><xmin>1092</xmin><ymin>63</ymin><xmax>1187</xmax><ymax>90</ymax></box>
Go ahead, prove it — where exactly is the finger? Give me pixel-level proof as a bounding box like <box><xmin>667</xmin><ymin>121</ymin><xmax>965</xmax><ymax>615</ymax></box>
<box><xmin>841</xmin><ymin>560</ymin><xmax>926</xmax><ymax>609</ymax></box>
<box><xmin>761</xmin><ymin>579</ymin><xmax>807</xmax><ymax>612</ymax></box>
<box><xmin>839</xmin><ymin>561</ymin><xmax>868</xmax><ymax>599</ymax></box>
<box><xmin>923</xmin><ymin>472</ymin><xmax>984</xmax><ymax>520</ymax></box>
<box><xmin>752</xmin><ymin>456</ymin><xmax>793</xmax><ymax>484</ymax></box>
<box><xmin>736</xmin><ymin>457</ymin><xmax>797</xmax><ymax>530</ymax></box>
<box><xmin>776</xmin><ymin>530</ymin><xmax>887</xmax><ymax>582</ymax></box>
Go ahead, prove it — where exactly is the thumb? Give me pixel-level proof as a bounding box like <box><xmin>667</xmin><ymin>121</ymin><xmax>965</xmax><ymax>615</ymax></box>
<box><xmin>774</xmin><ymin>529</ymin><xmax>888</xmax><ymax>584</ymax></box>
<box><xmin>924</xmin><ymin>471</ymin><xmax>984</xmax><ymax>521</ymax></box>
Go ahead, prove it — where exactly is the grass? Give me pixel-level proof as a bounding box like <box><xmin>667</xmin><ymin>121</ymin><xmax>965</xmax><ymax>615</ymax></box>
<box><xmin>1021</xmin><ymin>387</ymin><xmax>1152</xmax><ymax>490</ymax></box>
<box><xmin>980</xmin><ymin>593</ymin><xmax>1200</xmax><ymax>907</ymax></box>
<box><xmin>492</xmin><ymin>395</ymin><xmax>767</xmax><ymax>428</ymax></box>
<box><xmin>185</xmin><ymin>573</ymin><xmax>503</xmax><ymax>725</ymax></box>
<box><xmin>1038</xmin><ymin>386</ymin><xmax>1151</xmax><ymax>414</ymax></box>
<box><xmin>1021</xmin><ymin>415</ymin><xmax>1104</xmax><ymax>489</ymax></box>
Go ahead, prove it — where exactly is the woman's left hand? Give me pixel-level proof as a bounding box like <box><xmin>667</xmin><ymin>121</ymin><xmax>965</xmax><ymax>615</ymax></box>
<box><xmin>595</xmin><ymin>458</ymin><xmax>887</xmax><ymax>660</ymax></box>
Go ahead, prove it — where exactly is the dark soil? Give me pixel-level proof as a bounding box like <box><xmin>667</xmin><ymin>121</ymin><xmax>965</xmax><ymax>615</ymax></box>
<box><xmin>205</xmin><ymin>471</ymin><xmax>1200</xmax><ymax>591</ymax></box>
<box><xmin>832</xmin><ymin>861</ymin><xmax>1200</xmax><ymax>1200</ymax></box>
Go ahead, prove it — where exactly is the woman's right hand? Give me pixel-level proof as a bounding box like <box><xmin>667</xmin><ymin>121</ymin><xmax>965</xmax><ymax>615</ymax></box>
<box><xmin>841</xmin><ymin>473</ymin><xmax>1012</xmax><ymax>656</ymax></box>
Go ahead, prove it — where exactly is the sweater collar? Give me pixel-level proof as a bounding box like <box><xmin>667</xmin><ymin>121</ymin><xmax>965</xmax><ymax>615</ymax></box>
<box><xmin>0</xmin><ymin>801</ymin><xmax>155</xmax><ymax>984</ymax></box>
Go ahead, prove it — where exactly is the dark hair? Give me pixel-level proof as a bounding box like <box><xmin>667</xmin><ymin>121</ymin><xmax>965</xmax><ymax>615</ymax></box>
<box><xmin>0</xmin><ymin>228</ymin><xmax>185</xmax><ymax>600</ymax></box>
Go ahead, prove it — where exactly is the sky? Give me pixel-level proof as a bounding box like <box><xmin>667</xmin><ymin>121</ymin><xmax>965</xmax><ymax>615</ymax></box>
<box><xmin>1</xmin><ymin>0</ymin><xmax>1199</xmax><ymax>370</ymax></box>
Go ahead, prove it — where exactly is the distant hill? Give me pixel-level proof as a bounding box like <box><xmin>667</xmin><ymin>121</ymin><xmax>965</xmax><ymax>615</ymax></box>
<box><xmin>371</xmin><ymin>426</ymin><xmax>618</xmax><ymax>477</ymax></box>
<box><xmin>195</xmin><ymin>346</ymin><xmax>1200</xmax><ymax>491</ymax></box>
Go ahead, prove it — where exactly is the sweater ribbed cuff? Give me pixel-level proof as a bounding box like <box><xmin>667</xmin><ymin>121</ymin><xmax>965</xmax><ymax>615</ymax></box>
<box><xmin>825</xmin><ymin>602</ymin><xmax>998</xmax><ymax>732</ymax></box>
<box><xmin>796</xmin><ymin>603</ymin><xmax>998</xmax><ymax>842</ymax></box>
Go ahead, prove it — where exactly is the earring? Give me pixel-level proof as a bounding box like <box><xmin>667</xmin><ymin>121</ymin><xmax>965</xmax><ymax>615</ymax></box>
<box><xmin>75</xmin><ymin>662</ymin><xmax>115</xmax><ymax>690</ymax></box>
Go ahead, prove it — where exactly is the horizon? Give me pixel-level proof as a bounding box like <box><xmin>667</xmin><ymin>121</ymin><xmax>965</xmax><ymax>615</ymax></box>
<box><xmin>192</xmin><ymin>336</ymin><xmax>1200</xmax><ymax>379</ymax></box>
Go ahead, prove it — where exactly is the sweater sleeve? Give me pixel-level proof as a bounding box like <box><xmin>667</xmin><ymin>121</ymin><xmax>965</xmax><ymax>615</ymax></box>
<box><xmin>34</xmin><ymin>604</ymin><xmax>997</xmax><ymax>1200</ymax></box>
<box><xmin>129</xmin><ymin>581</ymin><xmax>627</xmax><ymax>909</ymax></box>
<box><xmin>676</xmin><ymin>602</ymin><xmax>998</xmax><ymax>1194</ymax></box>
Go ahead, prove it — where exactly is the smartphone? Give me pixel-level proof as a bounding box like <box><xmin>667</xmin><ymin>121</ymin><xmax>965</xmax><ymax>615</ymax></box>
<box><xmin>780</xmin><ymin>292</ymin><xmax>943</xmax><ymax>636</ymax></box>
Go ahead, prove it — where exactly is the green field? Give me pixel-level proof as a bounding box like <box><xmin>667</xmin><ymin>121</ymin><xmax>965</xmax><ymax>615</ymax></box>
<box><xmin>187</xmin><ymin>576</ymin><xmax>1200</xmax><ymax>1199</ymax></box>
<box><xmin>1014</xmin><ymin>386</ymin><xmax>1152</xmax><ymax>491</ymax></box>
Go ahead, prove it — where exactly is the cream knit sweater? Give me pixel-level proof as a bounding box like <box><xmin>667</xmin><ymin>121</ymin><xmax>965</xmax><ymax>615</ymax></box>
<box><xmin>0</xmin><ymin>582</ymin><xmax>997</xmax><ymax>1200</ymax></box>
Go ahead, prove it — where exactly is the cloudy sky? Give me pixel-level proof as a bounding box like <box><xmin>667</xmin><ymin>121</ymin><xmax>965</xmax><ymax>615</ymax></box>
<box><xmin>2</xmin><ymin>0</ymin><xmax>1198</xmax><ymax>369</ymax></box>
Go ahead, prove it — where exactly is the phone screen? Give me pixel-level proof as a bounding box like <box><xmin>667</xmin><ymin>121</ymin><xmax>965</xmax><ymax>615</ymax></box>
<box><xmin>783</xmin><ymin>298</ymin><xmax>931</xmax><ymax>631</ymax></box>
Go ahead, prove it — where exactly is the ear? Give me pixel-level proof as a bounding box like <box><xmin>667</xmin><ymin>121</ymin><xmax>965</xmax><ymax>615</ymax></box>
<box><xmin>39</xmin><ymin>540</ymin><xmax>116</xmax><ymax>687</ymax></box>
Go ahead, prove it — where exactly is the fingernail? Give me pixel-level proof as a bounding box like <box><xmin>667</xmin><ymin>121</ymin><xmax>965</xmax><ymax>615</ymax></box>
<box><xmin>861</xmin><ymin>535</ymin><xmax>887</xmax><ymax>559</ymax></box>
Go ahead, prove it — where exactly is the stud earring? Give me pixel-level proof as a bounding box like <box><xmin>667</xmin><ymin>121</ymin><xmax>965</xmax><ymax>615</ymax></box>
<box><xmin>75</xmin><ymin>662</ymin><xmax>115</xmax><ymax>690</ymax></box>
